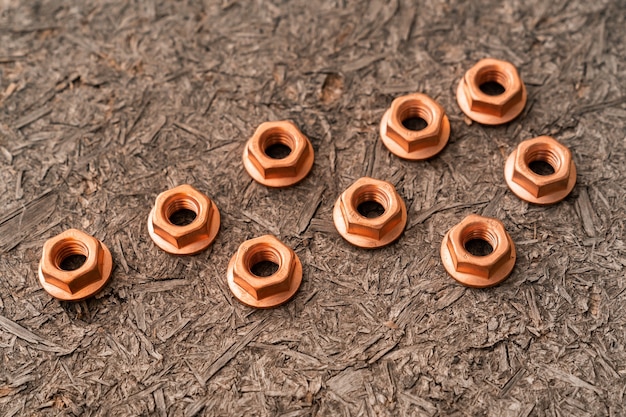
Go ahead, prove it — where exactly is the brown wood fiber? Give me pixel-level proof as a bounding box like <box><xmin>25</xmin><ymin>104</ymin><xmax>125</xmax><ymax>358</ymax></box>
<box><xmin>0</xmin><ymin>1</ymin><xmax>625</xmax><ymax>416</ymax></box>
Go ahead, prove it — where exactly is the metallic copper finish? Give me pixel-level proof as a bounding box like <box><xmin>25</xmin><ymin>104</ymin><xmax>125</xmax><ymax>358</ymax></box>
<box><xmin>227</xmin><ymin>235</ymin><xmax>302</xmax><ymax>308</ymax></box>
<box><xmin>38</xmin><ymin>229</ymin><xmax>113</xmax><ymax>301</ymax></box>
<box><xmin>456</xmin><ymin>58</ymin><xmax>527</xmax><ymax>125</ymax></box>
<box><xmin>243</xmin><ymin>120</ymin><xmax>314</xmax><ymax>188</ymax></box>
<box><xmin>504</xmin><ymin>136</ymin><xmax>576</xmax><ymax>205</ymax></box>
<box><xmin>332</xmin><ymin>177</ymin><xmax>407</xmax><ymax>248</ymax></box>
<box><xmin>148</xmin><ymin>184</ymin><xmax>220</xmax><ymax>255</ymax></box>
<box><xmin>440</xmin><ymin>214</ymin><xmax>516</xmax><ymax>288</ymax></box>
<box><xmin>380</xmin><ymin>93</ymin><xmax>450</xmax><ymax>160</ymax></box>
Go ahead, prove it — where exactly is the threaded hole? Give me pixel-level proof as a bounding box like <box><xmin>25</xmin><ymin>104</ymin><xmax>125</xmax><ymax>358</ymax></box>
<box><xmin>60</xmin><ymin>255</ymin><xmax>87</xmax><ymax>271</ymax></box>
<box><xmin>357</xmin><ymin>201</ymin><xmax>385</xmax><ymax>218</ymax></box>
<box><xmin>165</xmin><ymin>198</ymin><xmax>199</xmax><ymax>226</ymax></box>
<box><xmin>462</xmin><ymin>227</ymin><xmax>498</xmax><ymax>257</ymax></box>
<box><xmin>265</xmin><ymin>144</ymin><xmax>292</xmax><ymax>159</ymax></box>
<box><xmin>402</xmin><ymin>117</ymin><xmax>428</xmax><ymax>131</ymax></box>
<box><xmin>54</xmin><ymin>240</ymin><xmax>89</xmax><ymax>271</ymax></box>
<box><xmin>169</xmin><ymin>209</ymin><xmax>197</xmax><ymax>226</ymax></box>
<box><xmin>476</xmin><ymin>68</ymin><xmax>509</xmax><ymax>96</ymax></box>
<box><xmin>261</xmin><ymin>129</ymin><xmax>295</xmax><ymax>160</ymax></box>
<box><xmin>250</xmin><ymin>261</ymin><xmax>279</xmax><ymax>277</ymax></box>
<box><xmin>248</xmin><ymin>248</ymin><xmax>281</xmax><ymax>278</ymax></box>
<box><xmin>479</xmin><ymin>81</ymin><xmax>505</xmax><ymax>96</ymax></box>
<box><xmin>525</xmin><ymin>146</ymin><xmax>560</xmax><ymax>176</ymax></box>
<box><xmin>397</xmin><ymin>100</ymin><xmax>431</xmax><ymax>131</ymax></box>
<box><xmin>464</xmin><ymin>239</ymin><xmax>493</xmax><ymax>256</ymax></box>
<box><xmin>353</xmin><ymin>187</ymin><xmax>391</xmax><ymax>219</ymax></box>
<box><xmin>528</xmin><ymin>161</ymin><xmax>555</xmax><ymax>175</ymax></box>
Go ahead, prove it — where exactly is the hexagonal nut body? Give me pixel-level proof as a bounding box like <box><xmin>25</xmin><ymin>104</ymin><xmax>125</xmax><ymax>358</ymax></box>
<box><xmin>227</xmin><ymin>235</ymin><xmax>302</xmax><ymax>308</ymax></box>
<box><xmin>504</xmin><ymin>136</ymin><xmax>577</xmax><ymax>205</ymax></box>
<box><xmin>456</xmin><ymin>58</ymin><xmax>527</xmax><ymax>125</ymax></box>
<box><xmin>38</xmin><ymin>229</ymin><xmax>113</xmax><ymax>301</ymax></box>
<box><xmin>148</xmin><ymin>184</ymin><xmax>220</xmax><ymax>255</ymax></box>
<box><xmin>243</xmin><ymin>121</ymin><xmax>314</xmax><ymax>187</ymax></box>
<box><xmin>440</xmin><ymin>214</ymin><xmax>516</xmax><ymax>288</ymax></box>
<box><xmin>332</xmin><ymin>177</ymin><xmax>407</xmax><ymax>248</ymax></box>
<box><xmin>380</xmin><ymin>93</ymin><xmax>450</xmax><ymax>160</ymax></box>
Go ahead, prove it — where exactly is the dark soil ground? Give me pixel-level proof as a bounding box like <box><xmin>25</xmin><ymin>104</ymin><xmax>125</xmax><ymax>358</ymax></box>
<box><xmin>1</xmin><ymin>1</ymin><xmax>625</xmax><ymax>416</ymax></box>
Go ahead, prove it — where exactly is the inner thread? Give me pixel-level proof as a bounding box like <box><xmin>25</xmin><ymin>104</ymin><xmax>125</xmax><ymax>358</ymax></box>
<box><xmin>528</xmin><ymin>161</ymin><xmax>555</xmax><ymax>176</ymax></box>
<box><xmin>247</xmin><ymin>247</ymin><xmax>281</xmax><ymax>277</ymax></box>
<box><xmin>464</xmin><ymin>239</ymin><xmax>494</xmax><ymax>256</ymax></box>
<box><xmin>357</xmin><ymin>201</ymin><xmax>385</xmax><ymax>218</ymax></box>
<box><xmin>397</xmin><ymin>101</ymin><xmax>431</xmax><ymax>131</ymax></box>
<box><xmin>476</xmin><ymin>68</ymin><xmax>510</xmax><ymax>96</ymax></box>
<box><xmin>462</xmin><ymin>227</ymin><xmax>498</xmax><ymax>257</ymax></box>
<box><xmin>55</xmin><ymin>240</ymin><xmax>89</xmax><ymax>271</ymax></box>
<box><xmin>250</xmin><ymin>261</ymin><xmax>279</xmax><ymax>277</ymax></box>
<box><xmin>262</xmin><ymin>129</ymin><xmax>295</xmax><ymax>159</ymax></box>
<box><xmin>525</xmin><ymin>147</ymin><xmax>561</xmax><ymax>175</ymax></box>
<box><xmin>479</xmin><ymin>81</ymin><xmax>505</xmax><ymax>96</ymax></box>
<box><xmin>165</xmin><ymin>197</ymin><xmax>200</xmax><ymax>226</ymax></box>
<box><xmin>353</xmin><ymin>187</ymin><xmax>390</xmax><ymax>219</ymax></box>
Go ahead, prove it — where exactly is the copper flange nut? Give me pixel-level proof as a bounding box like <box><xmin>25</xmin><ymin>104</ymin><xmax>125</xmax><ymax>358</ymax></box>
<box><xmin>504</xmin><ymin>136</ymin><xmax>577</xmax><ymax>205</ymax></box>
<box><xmin>333</xmin><ymin>177</ymin><xmax>407</xmax><ymax>248</ymax></box>
<box><xmin>148</xmin><ymin>184</ymin><xmax>220</xmax><ymax>255</ymax></box>
<box><xmin>440</xmin><ymin>214</ymin><xmax>516</xmax><ymax>288</ymax></box>
<box><xmin>38</xmin><ymin>229</ymin><xmax>113</xmax><ymax>301</ymax></box>
<box><xmin>456</xmin><ymin>58</ymin><xmax>527</xmax><ymax>125</ymax></box>
<box><xmin>243</xmin><ymin>120</ymin><xmax>314</xmax><ymax>188</ymax></box>
<box><xmin>380</xmin><ymin>93</ymin><xmax>450</xmax><ymax>160</ymax></box>
<box><xmin>227</xmin><ymin>235</ymin><xmax>302</xmax><ymax>308</ymax></box>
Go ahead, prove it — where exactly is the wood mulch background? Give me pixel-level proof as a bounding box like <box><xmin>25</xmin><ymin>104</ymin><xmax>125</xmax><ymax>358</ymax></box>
<box><xmin>1</xmin><ymin>1</ymin><xmax>625</xmax><ymax>416</ymax></box>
